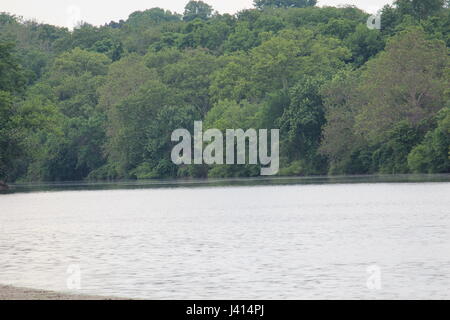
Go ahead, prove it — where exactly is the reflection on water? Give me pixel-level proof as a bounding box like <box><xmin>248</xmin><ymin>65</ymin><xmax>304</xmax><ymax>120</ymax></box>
<box><xmin>0</xmin><ymin>176</ymin><xmax>449</xmax><ymax>299</ymax></box>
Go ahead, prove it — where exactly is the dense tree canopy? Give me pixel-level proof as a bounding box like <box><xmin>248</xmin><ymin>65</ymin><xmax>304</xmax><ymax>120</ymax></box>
<box><xmin>183</xmin><ymin>1</ymin><xmax>214</xmax><ymax>21</ymax></box>
<box><xmin>254</xmin><ymin>0</ymin><xmax>317</xmax><ymax>9</ymax></box>
<box><xmin>0</xmin><ymin>0</ymin><xmax>449</xmax><ymax>182</ymax></box>
<box><xmin>320</xmin><ymin>29</ymin><xmax>449</xmax><ymax>174</ymax></box>
<box><xmin>395</xmin><ymin>0</ymin><xmax>445</xmax><ymax>20</ymax></box>
<box><xmin>0</xmin><ymin>42</ymin><xmax>26</xmax><ymax>181</ymax></box>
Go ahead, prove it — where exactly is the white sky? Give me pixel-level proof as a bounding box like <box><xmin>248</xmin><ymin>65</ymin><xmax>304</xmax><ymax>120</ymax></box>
<box><xmin>1</xmin><ymin>0</ymin><xmax>394</xmax><ymax>28</ymax></box>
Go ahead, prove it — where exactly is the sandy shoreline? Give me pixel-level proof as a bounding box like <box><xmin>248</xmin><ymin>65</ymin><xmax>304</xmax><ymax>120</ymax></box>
<box><xmin>0</xmin><ymin>284</ymin><xmax>127</xmax><ymax>300</ymax></box>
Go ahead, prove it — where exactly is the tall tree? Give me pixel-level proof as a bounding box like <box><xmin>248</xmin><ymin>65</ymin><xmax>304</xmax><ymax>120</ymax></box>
<box><xmin>0</xmin><ymin>42</ymin><xmax>26</xmax><ymax>182</ymax></box>
<box><xmin>26</xmin><ymin>48</ymin><xmax>111</xmax><ymax>181</ymax></box>
<box><xmin>183</xmin><ymin>1</ymin><xmax>213</xmax><ymax>22</ymax></box>
<box><xmin>395</xmin><ymin>0</ymin><xmax>445</xmax><ymax>20</ymax></box>
<box><xmin>321</xmin><ymin>29</ymin><xmax>450</xmax><ymax>174</ymax></box>
<box><xmin>408</xmin><ymin>108</ymin><xmax>450</xmax><ymax>173</ymax></box>
<box><xmin>254</xmin><ymin>0</ymin><xmax>317</xmax><ymax>9</ymax></box>
<box><xmin>0</xmin><ymin>42</ymin><xmax>26</xmax><ymax>94</ymax></box>
<box><xmin>354</xmin><ymin>28</ymin><xmax>449</xmax><ymax>141</ymax></box>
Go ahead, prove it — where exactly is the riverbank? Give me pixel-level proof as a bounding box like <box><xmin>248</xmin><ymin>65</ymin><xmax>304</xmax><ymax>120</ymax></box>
<box><xmin>0</xmin><ymin>285</ymin><xmax>126</xmax><ymax>300</ymax></box>
<box><xmin>4</xmin><ymin>173</ymin><xmax>450</xmax><ymax>194</ymax></box>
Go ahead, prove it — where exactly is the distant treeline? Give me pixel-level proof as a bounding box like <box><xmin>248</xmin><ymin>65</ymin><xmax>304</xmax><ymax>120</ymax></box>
<box><xmin>0</xmin><ymin>0</ymin><xmax>449</xmax><ymax>182</ymax></box>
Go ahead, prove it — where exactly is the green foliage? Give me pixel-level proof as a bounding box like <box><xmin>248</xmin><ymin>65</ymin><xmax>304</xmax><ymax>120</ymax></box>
<box><xmin>1</xmin><ymin>3</ymin><xmax>449</xmax><ymax>182</ymax></box>
<box><xmin>371</xmin><ymin>121</ymin><xmax>423</xmax><ymax>174</ymax></box>
<box><xmin>183</xmin><ymin>1</ymin><xmax>214</xmax><ymax>22</ymax></box>
<box><xmin>408</xmin><ymin>108</ymin><xmax>450</xmax><ymax>173</ymax></box>
<box><xmin>0</xmin><ymin>42</ymin><xmax>26</xmax><ymax>94</ymax></box>
<box><xmin>205</xmin><ymin>99</ymin><xmax>262</xmax><ymax>130</ymax></box>
<box><xmin>0</xmin><ymin>41</ymin><xmax>27</xmax><ymax>181</ymax></box>
<box><xmin>345</xmin><ymin>24</ymin><xmax>385</xmax><ymax>66</ymax></box>
<box><xmin>354</xmin><ymin>29</ymin><xmax>448</xmax><ymax>141</ymax></box>
<box><xmin>381</xmin><ymin>0</ymin><xmax>447</xmax><ymax>36</ymax></box>
<box><xmin>135</xmin><ymin>105</ymin><xmax>200</xmax><ymax>179</ymax></box>
<box><xmin>254</xmin><ymin>0</ymin><xmax>317</xmax><ymax>9</ymax></box>
<box><xmin>0</xmin><ymin>91</ymin><xmax>16</xmax><ymax>180</ymax></box>
<box><xmin>127</xmin><ymin>8</ymin><xmax>181</xmax><ymax>28</ymax></box>
<box><xmin>103</xmin><ymin>79</ymin><xmax>177</xmax><ymax>178</ymax></box>
<box><xmin>21</xmin><ymin>48</ymin><xmax>111</xmax><ymax>181</ymax></box>
<box><xmin>158</xmin><ymin>49</ymin><xmax>219</xmax><ymax>116</ymax></box>
<box><xmin>178</xmin><ymin>18</ymin><xmax>233</xmax><ymax>51</ymax></box>
<box><xmin>321</xmin><ymin>29</ymin><xmax>449</xmax><ymax>175</ymax></box>
<box><xmin>395</xmin><ymin>0</ymin><xmax>445</xmax><ymax>20</ymax></box>
<box><xmin>223</xmin><ymin>22</ymin><xmax>259</xmax><ymax>52</ymax></box>
<box><xmin>279</xmin><ymin>75</ymin><xmax>328</xmax><ymax>173</ymax></box>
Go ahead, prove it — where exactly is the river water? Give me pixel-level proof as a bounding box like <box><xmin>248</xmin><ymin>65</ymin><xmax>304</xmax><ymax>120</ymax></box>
<box><xmin>1</xmin><ymin>177</ymin><xmax>449</xmax><ymax>299</ymax></box>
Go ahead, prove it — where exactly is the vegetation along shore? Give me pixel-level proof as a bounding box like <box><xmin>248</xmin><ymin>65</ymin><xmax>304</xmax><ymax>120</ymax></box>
<box><xmin>0</xmin><ymin>0</ymin><xmax>449</xmax><ymax>184</ymax></box>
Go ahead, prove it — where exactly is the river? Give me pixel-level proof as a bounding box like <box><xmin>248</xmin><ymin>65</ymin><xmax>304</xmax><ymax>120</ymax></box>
<box><xmin>1</xmin><ymin>176</ymin><xmax>449</xmax><ymax>299</ymax></box>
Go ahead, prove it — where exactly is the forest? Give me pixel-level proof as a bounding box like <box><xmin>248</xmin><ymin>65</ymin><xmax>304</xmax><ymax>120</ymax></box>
<box><xmin>0</xmin><ymin>0</ymin><xmax>449</xmax><ymax>183</ymax></box>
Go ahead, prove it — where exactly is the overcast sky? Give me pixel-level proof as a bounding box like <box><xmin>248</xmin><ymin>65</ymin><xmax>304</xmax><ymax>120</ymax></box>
<box><xmin>1</xmin><ymin>0</ymin><xmax>394</xmax><ymax>28</ymax></box>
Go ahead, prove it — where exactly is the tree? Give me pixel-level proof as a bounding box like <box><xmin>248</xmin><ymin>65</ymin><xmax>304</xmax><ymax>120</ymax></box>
<box><xmin>178</xmin><ymin>17</ymin><xmax>233</xmax><ymax>51</ymax></box>
<box><xmin>204</xmin><ymin>99</ymin><xmax>262</xmax><ymax>178</ymax></box>
<box><xmin>126</xmin><ymin>8</ymin><xmax>181</xmax><ymax>28</ymax></box>
<box><xmin>98</xmin><ymin>54</ymin><xmax>157</xmax><ymax>112</ymax></box>
<box><xmin>250</xmin><ymin>30</ymin><xmax>310</xmax><ymax>94</ymax></box>
<box><xmin>133</xmin><ymin>105</ymin><xmax>200</xmax><ymax>179</ymax></box>
<box><xmin>371</xmin><ymin>121</ymin><xmax>423</xmax><ymax>174</ymax></box>
<box><xmin>321</xmin><ymin>18</ymin><xmax>356</xmax><ymax>39</ymax></box>
<box><xmin>345</xmin><ymin>24</ymin><xmax>385</xmax><ymax>66</ymax></box>
<box><xmin>223</xmin><ymin>22</ymin><xmax>259</xmax><ymax>52</ymax></box>
<box><xmin>183</xmin><ymin>1</ymin><xmax>213</xmax><ymax>22</ymax></box>
<box><xmin>248</xmin><ymin>29</ymin><xmax>350</xmax><ymax>98</ymax></box>
<box><xmin>254</xmin><ymin>0</ymin><xmax>317</xmax><ymax>9</ymax></box>
<box><xmin>2</xmin><ymin>4</ymin><xmax>450</xmax><ymax>181</ymax></box>
<box><xmin>354</xmin><ymin>29</ymin><xmax>449</xmax><ymax>141</ymax></box>
<box><xmin>0</xmin><ymin>41</ymin><xmax>26</xmax><ymax>181</ymax></box>
<box><xmin>278</xmin><ymin>75</ymin><xmax>328</xmax><ymax>173</ymax></box>
<box><xmin>97</xmin><ymin>54</ymin><xmax>158</xmax><ymax>177</ymax></box>
<box><xmin>210</xmin><ymin>53</ymin><xmax>255</xmax><ymax>103</ymax></box>
<box><xmin>0</xmin><ymin>42</ymin><xmax>26</xmax><ymax>94</ymax></box>
<box><xmin>0</xmin><ymin>41</ymin><xmax>61</xmax><ymax>182</ymax></box>
<box><xmin>395</xmin><ymin>0</ymin><xmax>445</xmax><ymax>20</ymax></box>
<box><xmin>408</xmin><ymin>108</ymin><xmax>450</xmax><ymax>173</ymax></box>
<box><xmin>159</xmin><ymin>49</ymin><xmax>219</xmax><ymax>116</ymax></box>
<box><xmin>24</xmin><ymin>48</ymin><xmax>111</xmax><ymax>181</ymax></box>
<box><xmin>319</xmin><ymin>70</ymin><xmax>363</xmax><ymax>173</ymax></box>
<box><xmin>0</xmin><ymin>91</ymin><xmax>17</xmax><ymax>181</ymax></box>
<box><xmin>111</xmin><ymin>80</ymin><xmax>182</xmax><ymax>178</ymax></box>
<box><xmin>321</xmin><ymin>29</ymin><xmax>449</xmax><ymax>174</ymax></box>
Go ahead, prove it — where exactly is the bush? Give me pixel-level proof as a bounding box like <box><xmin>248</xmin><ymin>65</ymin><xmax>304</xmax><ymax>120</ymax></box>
<box><xmin>408</xmin><ymin>108</ymin><xmax>450</xmax><ymax>173</ymax></box>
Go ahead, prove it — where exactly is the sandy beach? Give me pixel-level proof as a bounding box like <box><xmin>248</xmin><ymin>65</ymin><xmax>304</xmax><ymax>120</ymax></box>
<box><xmin>0</xmin><ymin>284</ymin><xmax>126</xmax><ymax>300</ymax></box>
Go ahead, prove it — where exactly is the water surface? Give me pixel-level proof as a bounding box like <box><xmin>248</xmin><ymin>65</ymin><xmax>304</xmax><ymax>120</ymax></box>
<box><xmin>1</xmin><ymin>177</ymin><xmax>449</xmax><ymax>299</ymax></box>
